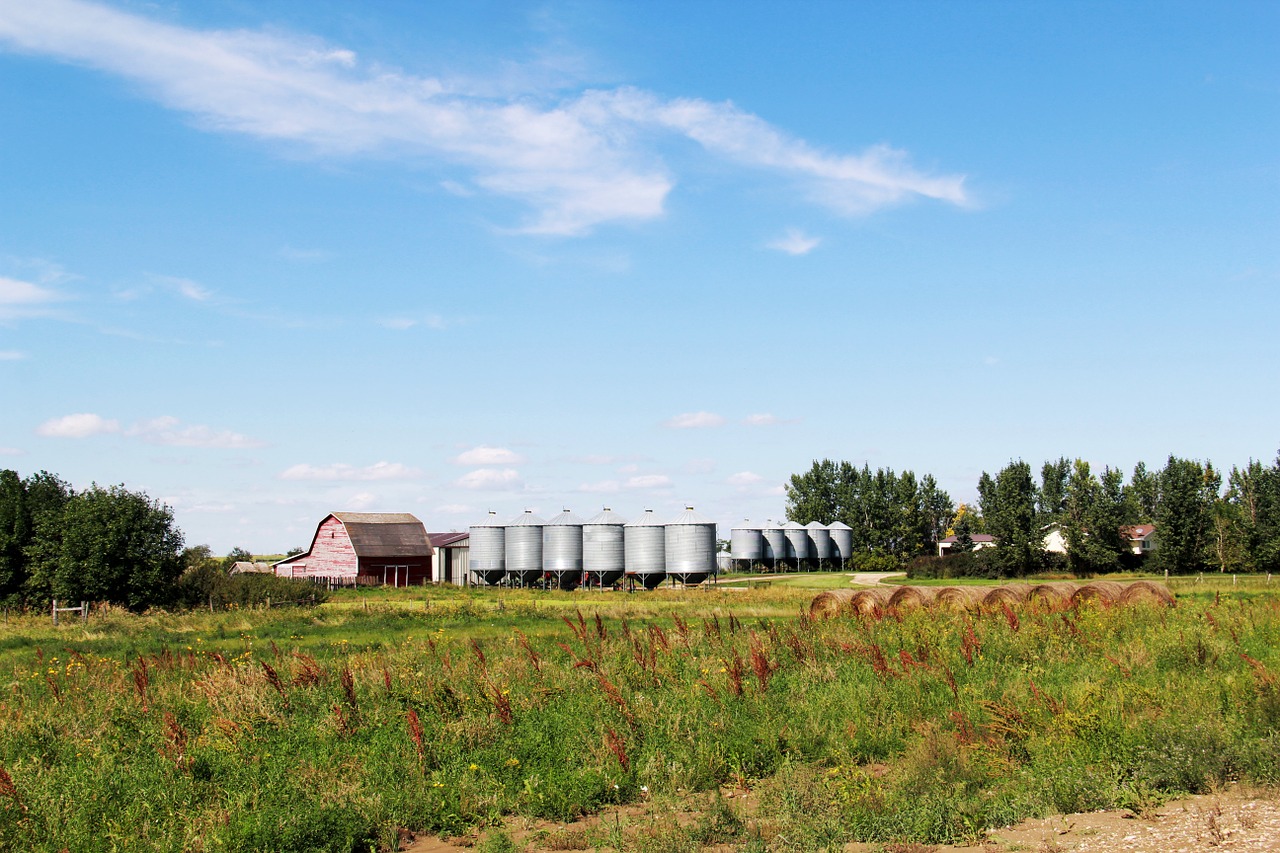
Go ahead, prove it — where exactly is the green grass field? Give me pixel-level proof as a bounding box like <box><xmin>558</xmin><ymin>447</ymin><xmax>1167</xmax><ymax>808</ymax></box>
<box><xmin>2</xmin><ymin>576</ymin><xmax>1279</xmax><ymax>851</ymax></box>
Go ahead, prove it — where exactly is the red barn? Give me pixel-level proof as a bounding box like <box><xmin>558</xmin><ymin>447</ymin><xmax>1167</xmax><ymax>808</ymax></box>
<box><xmin>273</xmin><ymin>512</ymin><xmax>432</xmax><ymax>587</ymax></box>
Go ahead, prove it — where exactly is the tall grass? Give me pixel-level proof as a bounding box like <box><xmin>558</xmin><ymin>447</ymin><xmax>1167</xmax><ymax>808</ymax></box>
<box><xmin>2</xmin><ymin>588</ymin><xmax>1280</xmax><ymax>850</ymax></box>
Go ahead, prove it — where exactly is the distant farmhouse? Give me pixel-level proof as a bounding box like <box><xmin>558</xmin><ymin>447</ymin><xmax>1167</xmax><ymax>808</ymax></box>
<box><xmin>936</xmin><ymin>533</ymin><xmax>996</xmax><ymax>557</ymax></box>
<box><xmin>274</xmin><ymin>512</ymin><xmax>433</xmax><ymax>587</ymax></box>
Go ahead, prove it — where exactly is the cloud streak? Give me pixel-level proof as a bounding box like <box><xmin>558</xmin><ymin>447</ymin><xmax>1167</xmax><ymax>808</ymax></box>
<box><xmin>664</xmin><ymin>411</ymin><xmax>725</xmax><ymax>429</ymax></box>
<box><xmin>36</xmin><ymin>413</ymin><xmax>120</xmax><ymax>438</ymax></box>
<box><xmin>281</xmin><ymin>461</ymin><xmax>421</xmax><ymax>481</ymax></box>
<box><xmin>0</xmin><ymin>0</ymin><xmax>968</xmax><ymax>235</ymax></box>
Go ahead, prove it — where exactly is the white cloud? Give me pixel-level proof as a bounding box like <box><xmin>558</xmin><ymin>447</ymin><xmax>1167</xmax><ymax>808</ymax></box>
<box><xmin>346</xmin><ymin>491</ymin><xmax>377</xmax><ymax>510</ymax></box>
<box><xmin>664</xmin><ymin>411</ymin><xmax>725</xmax><ymax>429</ymax></box>
<box><xmin>0</xmin><ymin>0</ymin><xmax>967</xmax><ymax>235</ymax></box>
<box><xmin>0</xmin><ymin>350</ymin><xmax>27</xmax><ymax>360</ymax></box>
<box><xmin>0</xmin><ymin>275</ymin><xmax>63</xmax><ymax>317</ymax></box>
<box><xmin>727</xmin><ymin>471</ymin><xmax>763</xmax><ymax>486</ymax></box>
<box><xmin>767</xmin><ymin>228</ymin><xmax>821</xmax><ymax>256</ymax></box>
<box><xmin>455</xmin><ymin>468</ymin><xmax>522</xmax><ymax>490</ymax></box>
<box><xmin>36</xmin><ymin>412</ymin><xmax>120</xmax><ymax>438</ymax></box>
<box><xmin>765</xmin><ymin>485</ymin><xmax>786</xmax><ymax>496</ymax></box>
<box><xmin>281</xmin><ymin>461</ymin><xmax>422</xmax><ymax>481</ymax></box>
<box><xmin>128</xmin><ymin>416</ymin><xmax>265</xmax><ymax>448</ymax></box>
<box><xmin>625</xmin><ymin>474</ymin><xmax>672</xmax><ymax>490</ymax></box>
<box><xmin>0</xmin><ymin>447</ymin><xmax>24</xmax><ymax>456</ymax></box>
<box><xmin>744</xmin><ymin>413</ymin><xmax>781</xmax><ymax>426</ymax></box>
<box><xmin>454</xmin><ymin>445</ymin><xmax>525</xmax><ymax>466</ymax></box>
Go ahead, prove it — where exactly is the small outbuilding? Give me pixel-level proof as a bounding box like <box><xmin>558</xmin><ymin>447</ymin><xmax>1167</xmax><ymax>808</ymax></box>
<box><xmin>273</xmin><ymin>512</ymin><xmax>432</xmax><ymax>587</ymax></box>
<box><xmin>427</xmin><ymin>531</ymin><xmax>470</xmax><ymax>586</ymax></box>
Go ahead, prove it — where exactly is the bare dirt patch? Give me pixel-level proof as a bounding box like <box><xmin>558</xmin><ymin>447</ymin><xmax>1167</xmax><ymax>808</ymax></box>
<box><xmin>402</xmin><ymin>787</ymin><xmax>1280</xmax><ymax>852</ymax></box>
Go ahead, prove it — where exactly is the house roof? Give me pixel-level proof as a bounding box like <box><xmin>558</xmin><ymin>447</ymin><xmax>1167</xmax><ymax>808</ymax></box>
<box><xmin>428</xmin><ymin>531</ymin><xmax>470</xmax><ymax>548</ymax></box>
<box><xmin>939</xmin><ymin>534</ymin><xmax>996</xmax><ymax>544</ymax></box>
<box><xmin>1122</xmin><ymin>523</ymin><xmax>1156</xmax><ymax>540</ymax></box>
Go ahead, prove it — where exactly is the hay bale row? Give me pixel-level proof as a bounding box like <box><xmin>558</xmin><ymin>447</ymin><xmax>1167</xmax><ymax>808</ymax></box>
<box><xmin>809</xmin><ymin>579</ymin><xmax>1174</xmax><ymax>619</ymax></box>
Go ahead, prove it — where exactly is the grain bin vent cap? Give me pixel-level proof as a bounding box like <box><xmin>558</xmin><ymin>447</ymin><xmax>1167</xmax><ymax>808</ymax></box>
<box><xmin>507</xmin><ymin>510</ymin><xmax>547</xmax><ymax>527</ymax></box>
<box><xmin>546</xmin><ymin>509</ymin><xmax>586</xmax><ymax>526</ymax></box>
<box><xmin>585</xmin><ymin>508</ymin><xmax>628</xmax><ymax>525</ymax></box>
<box><xmin>626</xmin><ymin>509</ymin><xmax>666</xmax><ymax>527</ymax></box>
<box><xmin>669</xmin><ymin>506</ymin><xmax>714</xmax><ymax>525</ymax></box>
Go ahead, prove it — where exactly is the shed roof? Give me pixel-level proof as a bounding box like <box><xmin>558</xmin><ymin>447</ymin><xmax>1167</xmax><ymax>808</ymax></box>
<box><xmin>428</xmin><ymin>531</ymin><xmax>470</xmax><ymax>548</ymax></box>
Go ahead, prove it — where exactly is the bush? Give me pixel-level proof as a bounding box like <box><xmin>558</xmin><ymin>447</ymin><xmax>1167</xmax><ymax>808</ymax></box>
<box><xmin>907</xmin><ymin>550</ymin><xmax>1001</xmax><ymax>580</ymax></box>
<box><xmin>175</xmin><ymin>566</ymin><xmax>326</xmax><ymax>610</ymax></box>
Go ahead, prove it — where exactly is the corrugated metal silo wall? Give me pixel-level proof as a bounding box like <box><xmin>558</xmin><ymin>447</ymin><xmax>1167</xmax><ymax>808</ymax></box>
<box><xmin>807</xmin><ymin>524</ymin><xmax>833</xmax><ymax>559</ymax></box>
<box><xmin>624</xmin><ymin>525</ymin><xmax>666</xmax><ymax>575</ymax></box>
<box><xmin>468</xmin><ymin>525</ymin><xmax>505</xmax><ymax>572</ymax></box>
<box><xmin>762</xmin><ymin>527</ymin><xmax>786</xmax><ymax>561</ymax></box>
<box><xmin>543</xmin><ymin>522</ymin><xmax>584</xmax><ymax>571</ymax></box>
<box><xmin>583</xmin><ymin>523</ymin><xmax>625</xmax><ymax>577</ymax></box>
<box><xmin>730</xmin><ymin>527</ymin><xmax>763</xmax><ymax>561</ymax></box>
<box><xmin>505</xmin><ymin>524</ymin><xmax>543</xmax><ymax>575</ymax></box>
<box><xmin>784</xmin><ymin>525</ymin><xmax>811</xmax><ymax>559</ymax></box>
<box><xmin>829</xmin><ymin>526</ymin><xmax>854</xmax><ymax>561</ymax></box>
<box><xmin>666</xmin><ymin>522</ymin><xmax>716</xmax><ymax>573</ymax></box>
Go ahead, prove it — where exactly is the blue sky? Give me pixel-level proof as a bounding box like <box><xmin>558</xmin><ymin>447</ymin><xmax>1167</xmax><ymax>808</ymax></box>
<box><xmin>1</xmin><ymin>0</ymin><xmax>1276</xmax><ymax>553</ymax></box>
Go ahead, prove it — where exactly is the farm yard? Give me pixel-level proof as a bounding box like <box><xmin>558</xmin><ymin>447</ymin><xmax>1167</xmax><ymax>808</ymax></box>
<box><xmin>2</xmin><ymin>574</ymin><xmax>1280</xmax><ymax>852</ymax></box>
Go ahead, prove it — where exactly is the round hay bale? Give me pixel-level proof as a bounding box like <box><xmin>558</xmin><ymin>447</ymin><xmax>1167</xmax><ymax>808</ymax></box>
<box><xmin>809</xmin><ymin>589</ymin><xmax>857</xmax><ymax>620</ymax></box>
<box><xmin>981</xmin><ymin>584</ymin><xmax>1032</xmax><ymax>610</ymax></box>
<box><xmin>934</xmin><ymin>586</ymin><xmax>986</xmax><ymax>612</ymax></box>
<box><xmin>1070</xmin><ymin>580</ymin><xmax>1126</xmax><ymax>607</ymax></box>
<box><xmin>849</xmin><ymin>587</ymin><xmax>890</xmax><ymax>616</ymax></box>
<box><xmin>1118</xmin><ymin>580</ymin><xmax>1175</xmax><ymax>607</ymax></box>
<box><xmin>887</xmin><ymin>585</ymin><xmax>938</xmax><ymax>611</ymax></box>
<box><xmin>1027</xmin><ymin>582</ymin><xmax>1079</xmax><ymax>609</ymax></box>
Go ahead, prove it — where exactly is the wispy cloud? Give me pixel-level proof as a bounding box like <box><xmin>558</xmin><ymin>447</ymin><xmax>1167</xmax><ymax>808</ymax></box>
<box><xmin>0</xmin><ymin>350</ymin><xmax>27</xmax><ymax>360</ymax></box>
<box><xmin>664</xmin><ymin>411</ymin><xmax>725</xmax><ymax>429</ymax></box>
<box><xmin>625</xmin><ymin>474</ymin><xmax>671</xmax><ymax>489</ymax></box>
<box><xmin>36</xmin><ymin>412</ymin><xmax>120</xmax><ymax>438</ymax></box>
<box><xmin>0</xmin><ymin>0</ymin><xmax>968</xmax><ymax>236</ymax></box>
<box><xmin>455</xmin><ymin>468</ymin><xmax>522</xmax><ymax>490</ymax></box>
<box><xmin>128</xmin><ymin>416</ymin><xmax>264</xmax><ymax>448</ymax></box>
<box><xmin>454</xmin><ymin>445</ymin><xmax>526</xmax><ymax>466</ymax></box>
<box><xmin>0</xmin><ymin>275</ymin><xmax>64</xmax><ymax>318</ymax></box>
<box><xmin>347</xmin><ymin>491</ymin><xmax>377</xmax><ymax>510</ymax></box>
<box><xmin>767</xmin><ymin>228</ymin><xmax>821</xmax><ymax>256</ymax></box>
<box><xmin>578</xmin><ymin>479</ymin><xmax>620</xmax><ymax>494</ymax></box>
<box><xmin>154</xmin><ymin>275</ymin><xmax>213</xmax><ymax>302</ymax></box>
<box><xmin>277</xmin><ymin>245</ymin><xmax>333</xmax><ymax>263</ymax></box>
<box><xmin>281</xmin><ymin>461</ymin><xmax>422</xmax><ymax>481</ymax></box>
<box><xmin>0</xmin><ymin>446</ymin><xmax>25</xmax><ymax>456</ymax></box>
<box><xmin>727</xmin><ymin>471</ymin><xmax>763</xmax><ymax>486</ymax></box>
<box><xmin>744</xmin><ymin>413</ymin><xmax>792</xmax><ymax>426</ymax></box>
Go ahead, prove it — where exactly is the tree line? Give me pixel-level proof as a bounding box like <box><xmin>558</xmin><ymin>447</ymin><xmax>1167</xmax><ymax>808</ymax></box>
<box><xmin>786</xmin><ymin>451</ymin><xmax>1280</xmax><ymax>577</ymax></box>
<box><xmin>0</xmin><ymin>469</ymin><xmax>317</xmax><ymax>609</ymax></box>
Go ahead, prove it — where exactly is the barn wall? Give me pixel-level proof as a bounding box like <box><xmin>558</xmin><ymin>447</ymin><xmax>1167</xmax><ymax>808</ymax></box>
<box><xmin>298</xmin><ymin>516</ymin><xmax>359</xmax><ymax>579</ymax></box>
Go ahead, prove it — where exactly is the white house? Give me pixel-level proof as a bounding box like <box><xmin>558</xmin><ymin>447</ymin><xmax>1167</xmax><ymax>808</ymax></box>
<box><xmin>937</xmin><ymin>533</ymin><xmax>997</xmax><ymax>557</ymax></box>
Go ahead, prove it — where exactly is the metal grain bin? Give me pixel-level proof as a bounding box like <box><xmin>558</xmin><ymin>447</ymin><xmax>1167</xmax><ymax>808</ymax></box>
<box><xmin>624</xmin><ymin>509</ymin><xmax>666</xmax><ymax>589</ymax></box>
<box><xmin>806</xmin><ymin>521</ymin><xmax>833</xmax><ymax>561</ymax></box>
<box><xmin>666</xmin><ymin>506</ymin><xmax>716</xmax><ymax>585</ymax></box>
<box><xmin>583</xmin><ymin>508</ymin><xmax>627</xmax><ymax>587</ymax></box>
<box><xmin>467</xmin><ymin>511</ymin><xmax>506</xmax><ymax>585</ymax></box>
<box><xmin>782</xmin><ymin>521</ymin><xmax>810</xmax><ymax>562</ymax></box>
<box><xmin>504</xmin><ymin>510</ymin><xmax>545</xmax><ymax>586</ymax></box>
<box><xmin>762</xmin><ymin>520</ymin><xmax>787</xmax><ymax>565</ymax></box>
<box><xmin>730</xmin><ymin>520</ymin><xmax>764</xmax><ymax>562</ymax></box>
<box><xmin>543</xmin><ymin>509</ymin><xmax>585</xmax><ymax>588</ymax></box>
<box><xmin>828</xmin><ymin>521</ymin><xmax>854</xmax><ymax>564</ymax></box>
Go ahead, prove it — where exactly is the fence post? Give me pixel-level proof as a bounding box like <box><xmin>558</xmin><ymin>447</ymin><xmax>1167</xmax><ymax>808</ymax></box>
<box><xmin>81</xmin><ymin>601</ymin><xmax>88</xmax><ymax>623</ymax></box>
<box><xmin>52</xmin><ymin>598</ymin><xmax>58</xmax><ymax>626</ymax></box>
